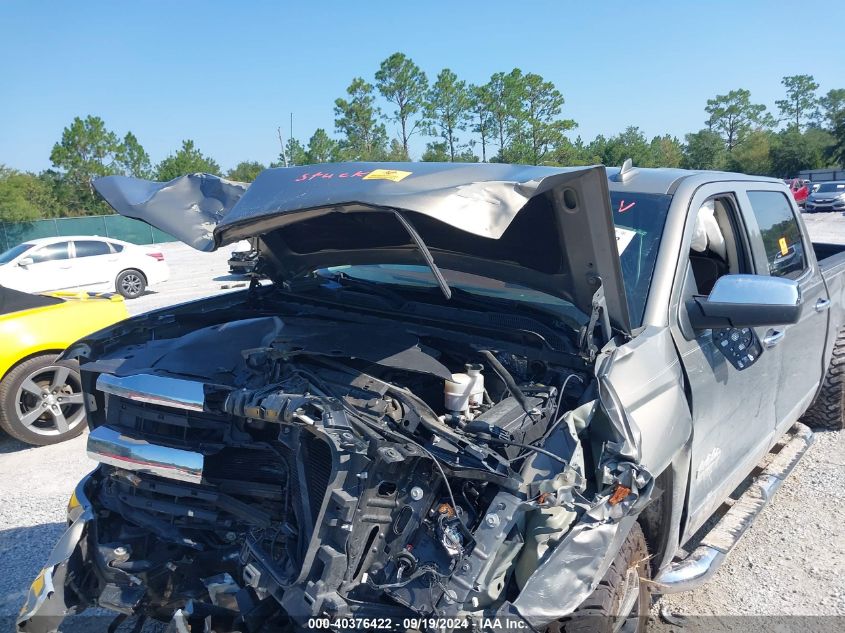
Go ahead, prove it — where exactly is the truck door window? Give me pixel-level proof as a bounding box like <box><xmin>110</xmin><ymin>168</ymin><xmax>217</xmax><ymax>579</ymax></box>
<box><xmin>746</xmin><ymin>191</ymin><xmax>807</xmax><ymax>279</ymax></box>
<box><xmin>688</xmin><ymin>196</ymin><xmax>746</xmax><ymax>295</ymax></box>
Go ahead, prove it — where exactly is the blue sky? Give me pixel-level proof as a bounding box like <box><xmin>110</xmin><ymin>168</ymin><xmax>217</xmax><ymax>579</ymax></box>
<box><xmin>2</xmin><ymin>0</ymin><xmax>844</xmax><ymax>173</ymax></box>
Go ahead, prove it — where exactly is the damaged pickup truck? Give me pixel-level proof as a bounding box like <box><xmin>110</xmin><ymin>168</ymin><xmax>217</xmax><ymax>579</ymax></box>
<box><xmin>18</xmin><ymin>162</ymin><xmax>845</xmax><ymax>632</ymax></box>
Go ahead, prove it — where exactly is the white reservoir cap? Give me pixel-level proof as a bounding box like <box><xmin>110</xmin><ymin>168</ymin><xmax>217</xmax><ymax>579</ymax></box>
<box><xmin>445</xmin><ymin>373</ymin><xmax>473</xmax><ymax>413</ymax></box>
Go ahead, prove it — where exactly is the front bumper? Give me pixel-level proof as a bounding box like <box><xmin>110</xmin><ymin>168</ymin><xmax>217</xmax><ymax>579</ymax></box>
<box><xmin>805</xmin><ymin>201</ymin><xmax>845</xmax><ymax>212</ymax></box>
<box><xmin>17</xmin><ymin>475</ymin><xmax>95</xmax><ymax>633</ymax></box>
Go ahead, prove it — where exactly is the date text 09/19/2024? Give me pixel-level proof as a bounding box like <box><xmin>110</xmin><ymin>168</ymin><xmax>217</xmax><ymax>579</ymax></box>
<box><xmin>306</xmin><ymin>617</ymin><xmax>528</xmax><ymax>630</ymax></box>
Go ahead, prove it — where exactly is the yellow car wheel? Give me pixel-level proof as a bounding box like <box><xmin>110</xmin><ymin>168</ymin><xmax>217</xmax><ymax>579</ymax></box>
<box><xmin>0</xmin><ymin>354</ymin><xmax>86</xmax><ymax>445</ymax></box>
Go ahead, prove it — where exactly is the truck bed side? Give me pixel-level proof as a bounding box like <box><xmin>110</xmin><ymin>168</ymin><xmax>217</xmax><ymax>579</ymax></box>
<box><xmin>812</xmin><ymin>242</ymin><xmax>845</xmax><ymax>372</ymax></box>
<box><xmin>811</xmin><ymin>242</ymin><xmax>845</xmax><ymax>267</ymax></box>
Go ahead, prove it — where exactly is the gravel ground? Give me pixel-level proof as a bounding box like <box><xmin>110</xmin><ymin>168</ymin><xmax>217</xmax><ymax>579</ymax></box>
<box><xmin>1</xmin><ymin>212</ymin><xmax>844</xmax><ymax>630</ymax></box>
<box><xmin>124</xmin><ymin>241</ymin><xmax>250</xmax><ymax>316</ymax></box>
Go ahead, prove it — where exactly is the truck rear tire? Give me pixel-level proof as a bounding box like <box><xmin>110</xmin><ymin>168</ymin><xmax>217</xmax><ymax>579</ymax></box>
<box><xmin>801</xmin><ymin>329</ymin><xmax>845</xmax><ymax>430</ymax></box>
<box><xmin>553</xmin><ymin>522</ymin><xmax>651</xmax><ymax>633</ymax></box>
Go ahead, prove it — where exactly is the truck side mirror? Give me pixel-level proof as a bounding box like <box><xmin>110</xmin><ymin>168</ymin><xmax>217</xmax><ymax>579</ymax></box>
<box><xmin>17</xmin><ymin>257</ymin><xmax>34</xmax><ymax>267</ymax></box>
<box><xmin>687</xmin><ymin>274</ymin><xmax>802</xmax><ymax>329</ymax></box>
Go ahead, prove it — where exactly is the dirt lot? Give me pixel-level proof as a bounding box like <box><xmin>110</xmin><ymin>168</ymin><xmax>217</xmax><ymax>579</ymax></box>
<box><xmin>1</xmin><ymin>214</ymin><xmax>844</xmax><ymax>630</ymax></box>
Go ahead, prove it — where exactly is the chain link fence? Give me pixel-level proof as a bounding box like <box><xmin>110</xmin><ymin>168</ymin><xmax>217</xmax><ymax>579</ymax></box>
<box><xmin>0</xmin><ymin>215</ymin><xmax>175</xmax><ymax>252</ymax></box>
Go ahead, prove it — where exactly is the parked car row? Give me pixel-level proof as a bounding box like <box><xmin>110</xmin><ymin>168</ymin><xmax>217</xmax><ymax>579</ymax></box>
<box><xmin>0</xmin><ymin>235</ymin><xmax>169</xmax><ymax>299</ymax></box>
<box><xmin>0</xmin><ymin>235</ymin><xmax>167</xmax><ymax>445</ymax></box>
<box><xmin>804</xmin><ymin>181</ymin><xmax>845</xmax><ymax>213</ymax></box>
<box><xmin>785</xmin><ymin>178</ymin><xmax>845</xmax><ymax>214</ymax></box>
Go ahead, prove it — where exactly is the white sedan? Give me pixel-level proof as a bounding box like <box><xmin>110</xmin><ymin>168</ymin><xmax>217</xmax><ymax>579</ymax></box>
<box><xmin>0</xmin><ymin>236</ymin><xmax>170</xmax><ymax>299</ymax></box>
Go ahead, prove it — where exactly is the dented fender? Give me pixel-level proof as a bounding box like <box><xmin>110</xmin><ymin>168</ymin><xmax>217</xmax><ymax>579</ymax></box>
<box><xmin>17</xmin><ymin>476</ymin><xmax>95</xmax><ymax>633</ymax></box>
<box><xmin>501</xmin><ymin>332</ymin><xmax>665</xmax><ymax>626</ymax></box>
<box><xmin>599</xmin><ymin>325</ymin><xmax>693</xmax><ymax>478</ymax></box>
<box><xmin>511</xmin><ymin>514</ymin><xmax>638</xmax><ymax>626</ymax></box>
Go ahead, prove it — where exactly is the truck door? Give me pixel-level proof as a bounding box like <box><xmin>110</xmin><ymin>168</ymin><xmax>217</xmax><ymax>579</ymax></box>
<box><xmin>740</xmin><ymin>187</ymin><xmax>828</xmax><ymax>434</ymax></box>
<box><xmin>669</xmin><ymin>187</ymin><xmax>780</xmax><ymax>539</ymax></box>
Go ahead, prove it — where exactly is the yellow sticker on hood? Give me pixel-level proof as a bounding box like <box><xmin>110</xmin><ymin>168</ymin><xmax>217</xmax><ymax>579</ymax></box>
<box><xmin>778</xmin><ymin>237</ymin><xmax>789</xmax><ymax>256</ymax></box>
<box><xmin>362</xmin><ymin>169</ymin><xmax>412</xmax><ymax>182</ymax></box>
<box><xmin>30</xmin><ymin>569</ymin><xmax>46</xmax><ymax>597</ymax></box>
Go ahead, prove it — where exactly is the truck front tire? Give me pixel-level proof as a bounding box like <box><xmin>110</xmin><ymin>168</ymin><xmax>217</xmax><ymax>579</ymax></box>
<box><xmin>802</xmin><ymin>329</ymin><xmax>845</xmax><ymax>431</ymax></box>
<box><xmin>554</xmin><ymin>522</ymin><xmax>651</xmax><ymax>633</ymax></box>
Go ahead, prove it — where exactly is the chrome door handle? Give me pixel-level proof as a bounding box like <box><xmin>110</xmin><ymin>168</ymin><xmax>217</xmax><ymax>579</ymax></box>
<box><xmin>815</xmin><ymin>298</ymin><xmax>832</xmax><ymax>312</ymax></box>
<box><xmin>763</xmin><ymin>330</ymin><xmax>785</xmax><ymax>348</ymax></box>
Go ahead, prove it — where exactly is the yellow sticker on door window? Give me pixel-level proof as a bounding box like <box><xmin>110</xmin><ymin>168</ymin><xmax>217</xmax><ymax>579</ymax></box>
<box><xmin>778</xmin><ymin>237</ymin><xmax>789</xmax><ymax>256</ymax></box>
<box><xmin>362</xmin><ymin>169</ymin><xmax>412</xmax><ymax>182</ymax></box>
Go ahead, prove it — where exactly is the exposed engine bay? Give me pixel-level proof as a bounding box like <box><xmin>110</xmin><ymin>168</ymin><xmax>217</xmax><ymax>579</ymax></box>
<box><xmin>18</xmin><ymin>287</ymin><xmax>653</xmax><ymax>632</ymax></box>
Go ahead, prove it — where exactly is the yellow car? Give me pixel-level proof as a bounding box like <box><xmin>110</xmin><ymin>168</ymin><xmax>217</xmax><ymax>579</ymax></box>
<box><xmin>0</xmin><ymin>285</ymin><xmax>128</xmax><ymax>445</ymax></box>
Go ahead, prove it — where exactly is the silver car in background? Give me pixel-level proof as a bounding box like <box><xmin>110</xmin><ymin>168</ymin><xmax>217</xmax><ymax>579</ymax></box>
<box><xmin>804</xmin><ymin>181</ymin><xmax>845</xmax><ymax>213</ymax></box>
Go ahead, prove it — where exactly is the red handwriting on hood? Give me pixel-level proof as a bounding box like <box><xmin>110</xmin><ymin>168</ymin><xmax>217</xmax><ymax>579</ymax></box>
<box><xmin>294</xmin><ymin>170</ymin><xmax>371</xmax><ymax>182</ymax></box>
<box><xmin>617</xmin><ymin>200</ymin><xmax>636</xmax><ymax>213</ymax></box>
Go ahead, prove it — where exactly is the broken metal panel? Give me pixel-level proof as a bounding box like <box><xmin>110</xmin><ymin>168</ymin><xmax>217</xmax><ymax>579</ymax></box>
<box><xmin>93</xmin><ymin>173</ymin><xmax>248</xmax><ymax>252</ymax></box>
<box><xmin>506</xmin><ymin>456</ymin><xmax>652</xmax><ymax>625</ymax></box>
<box><xmin>218</xmin><ymin>162</ymin><xmax>579</xmax><ymax>241</ymax></box>
<box><xmin>599</xmin><ymin>326</ymin><xmax>693</xmax><ymax>475</ymax></box>
<box><xmin>506</xmin><ymin>455</ymin><xmax>651</xmax><ymax>626</ymax></box>
<box><xmin>511</xmin><ymin>515</ymin><xmax>638</xmax><ymax>627</ymax></box>
<box><xmin>17</xmin><ymin>511</ymin><xmax>91</xmax><ymax>632</ymax></box>
<box><xmin>94</xmin><ymin>163</ymin><xmax>631</xmax><ymax>333</ymax></box>
<box><xmin>502</xmin><ymin>333</ymin><xmax>660</xmax><ymax>626</ymax></box>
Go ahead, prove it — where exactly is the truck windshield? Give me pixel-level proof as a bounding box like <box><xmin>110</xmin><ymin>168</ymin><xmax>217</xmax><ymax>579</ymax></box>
<box><xmin>322</xmin><ymin>191</ymin><xmax>672</xmax><ymax>329</ymax></box>
<box><xmin>321</xmin><ymin>264</ymin><xmax>587</xmax><ymax>324</ymax></box>
<box><xmin>610</xmin><ymin>191</ymin><xmax>673</xmax><ymax>324</ymax></box>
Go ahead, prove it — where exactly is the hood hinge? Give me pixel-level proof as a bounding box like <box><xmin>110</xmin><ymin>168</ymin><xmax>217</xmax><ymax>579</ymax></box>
<box><xmin>579</xmin><ymin>279</ymin><xmax>613</xmax><ymax>363</ymax></box>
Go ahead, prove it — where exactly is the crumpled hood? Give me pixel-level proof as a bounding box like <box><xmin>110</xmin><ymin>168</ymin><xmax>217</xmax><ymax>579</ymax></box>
<box><xmin>93</xmin><ymin>173</ymin><xmax>249</xmax><ymax>251</ymax></box>
<box><xmin>94</xmin><ymin>162</ymin><xmax>630</xmax><ymax>332</ymax></box>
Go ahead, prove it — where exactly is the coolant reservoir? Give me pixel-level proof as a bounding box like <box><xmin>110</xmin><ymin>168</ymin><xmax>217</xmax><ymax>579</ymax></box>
<box><xmin>465</xmin><ymin>363</ymin><xmax>484</xmax><ymax>406</ymax></box>
<box><xmin>444</xmin><ymin>364</ymin><xmax>484</xmax><ymax>413</ymax></box>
